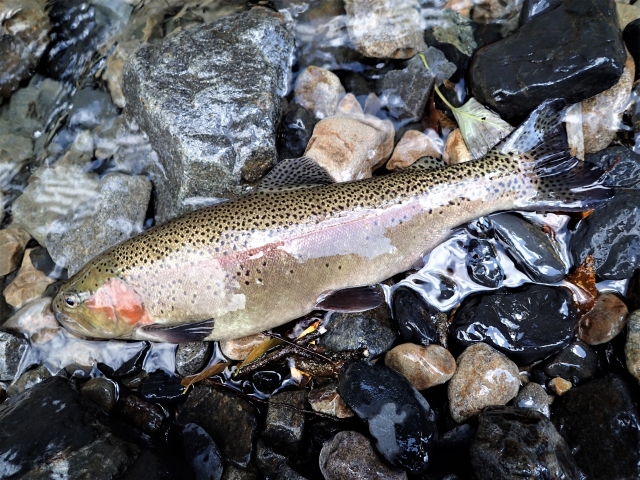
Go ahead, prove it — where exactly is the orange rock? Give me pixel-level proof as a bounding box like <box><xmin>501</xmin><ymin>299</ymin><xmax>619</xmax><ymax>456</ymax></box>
<box><xmin>387</xmin><ymin>130</ymin><xmax>442</xmax><ymax>170</ymax></box>
<box><xmin>578</xmin><ymin>293</ymin><xmax>628</xmax><ymax>345</ymax></box>
<box><xmin>385</xmin><ymin>343</ymin><xmax>455</xmax><ymax>390</ymax></box>
<box><xmin>3</xmin><ymin>248</ymin><xmax>55</xmax><ymax>309</ymax></box>
<box><xmin>443</xmin><ymin>128</ymin><xmax>471</xmax><ymax>165</ymax></box>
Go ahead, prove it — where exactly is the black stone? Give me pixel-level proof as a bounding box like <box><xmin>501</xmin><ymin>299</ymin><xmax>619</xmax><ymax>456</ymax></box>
<box><xmin>182</xmin><ymin>423</ymin><xmax>224</xmax><ymax>480</ymax></box>
<box><xmin>585</xmin><ymin>146</ymin><xmax>640</xmax><ymax>190</ymax></box>
<box><xmin>337</xmin><ymin>361</ymin><xmax>438</xmax><ymax>474</ymax></box>
<box><xmin>543</xmin><ymin>340</ymin><xmax>599</xmax><ymax>385</ymax></box>
<box><xmin>465</xmin><ymin>238</ymin><xmax>504</xmax><ymax>288</ymax></box>
<box><xmin>252</xmin><ymin>370</ymin><xmax>284</xmax><ymax>396</ymax></box>
<box><xmin>29</xmin><ymin>246</ymin><xmax>67</xmax><ymax>280</ymax></box>
<box><xmin>571</xmin><ymin>190</ymin><xmax>640</xmax><ymax>280</ymax></box>
<box><xmin>489</xmin><ymin>213</ymin><xmax>565</xmax><ymax>284</ymax></box>
<box><xmin>552</xmin><ymin>374</ymin><xmax>640</xmax><ymax>479</ymax></box>
<box><xmin>471</xmin><ymin>406</ymin><xmax>581</xmax><ymax>480</ymax></box>
<box><xmin>178</xmin><ymin>385</ymin><xmax>258</xmax><ymax>468</ymax></box>
<box><xmin>319</xmin><ymin>303</ymin><xmax>397</xmax><ymax>357</ymax></box>
<box><xmin>139</xmin><ymin>371</ymin><xmax>187</xmax><ymax>403</ymax></box>
<box><xmin>122</xmin><ymin>395</ymin><xmax>165</xmax><ymax>435</ymax></box>
<box><xmin>450</xmin><ymin>284</ymin><xmax>576</xmax><ymax>365</ymax></box>
<box><xmin>624</xmin><ymin>19</ymin><xmax>640</xmax><ymax>80</ymax></box>
<box><xmin>175</xmin><ymin>342</ymin><xmax>212</xmax><ymax>377</ymax></box>
<box><xmin>276</xmin><ymin>103</ymin><xmax>317</xmax><ymax>160</ymax></box>
<box><xmin>392</xmin><ymin>286</ymin><xmax>439</xmax><ymax>346</ymax></box>
<box><xmin>99</xmin><ymin>342</ymin><xmax>150</xmax><ymax>378</ymax></box>
<box><xmin>469</xmin><ymin>0</ymin><xmax>626</xmax><ymax>121</ymax></box>
<box><xmin>255</xmin><ymin>438</ymin><xmax>287</xmax><ymax>476</ymax></box>
<box><xmin>519</xmin><ymin>0</ymin><xmax>562</xmax><ymax>25</ymax></box>
<box><xmin>261</xmin><ymin>390</ymin><xmax>307</xmax><ymax>450</ymax></box>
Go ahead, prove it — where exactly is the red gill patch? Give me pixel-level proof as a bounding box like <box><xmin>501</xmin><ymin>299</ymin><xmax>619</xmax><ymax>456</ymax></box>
<box><xmin>86</xmin><ymin>278</ymin><xmax>152</xmax><ymax>326</ymax></box>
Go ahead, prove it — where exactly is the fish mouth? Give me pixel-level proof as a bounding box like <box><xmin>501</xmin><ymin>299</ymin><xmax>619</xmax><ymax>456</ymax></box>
<box><xmin>53</xmin><ymin>310</ymin><xmax>101</xmax><ymax>339</ymax></box>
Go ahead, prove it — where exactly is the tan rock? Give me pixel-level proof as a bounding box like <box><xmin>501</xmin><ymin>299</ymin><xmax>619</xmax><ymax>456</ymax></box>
<box><xmin>3</xmin><ymin>248</ymin><xmax>55</xmax><ymax>309</ymax></box>
<box><xmin>443</xmin><ymin>128</ymin><xmax>471</xmax><ymax>165</ymax></box>
<box><xmin>578</xmin><ymin>293</ymin><xmax>628</xmax><ymax>345</ymax></box>
<box><xmin>387</xmin><ymin>130</ymin><xmax>442</xmax><ymax>170</ymax></box>
<box><xmin>294</xmin><ymin>66</ymin><xmax>345</xmax><ymax>119</ymax></box>
<box><xmin>625</xmin><ymin>310</ymin><xmax>640</xmax><ymax>382</ymax></box>
<box><xmin>448</xmin><ymin>343</ymin><xmax>520</xmax><ymax>423</ymax></box>
<box><xmin>548</xmin><ymin>377</ymin><xmax>572</xmax><ymax>396</ymax></box>
<box><xmin>344</xmin><ymin>0</ymin><xmax>427</xmax><ymax>59</ymax></box>
<box><xmin>385</xmin><ymin>343</ymin><xmax>456</xmax><ymax>390</ymax></box>
<box><xmin>305</xmin><ymin>111</ymin><xmax>395</xmax><ymax>182</ymax></box>
<box><xmin>582</xmin><ymin>53</ymin><xmax>635</xmax><ymax>153</ymax></box>
<box><xmin>0</xmin><ymin>228</ymin><xmax>31</xmax><ymax>276</ymax></box>
<box><xmin>220</xmin><ymin>332</ymin><xmax>271</xmax><ymax>361</ymax></box>
<box><xmin>3</xmin><ymin>297</ymin><xmax>60</xmax><ymax>344</ymax></box>
<box><xmin>445</xmin><ymin>0</ymin><xmax>474</xmax><ymax>16</ymax></box>
<box><xmin>472</xmin><ymin>0</ymin><xmax>519</xmax><ymax>23</ymax></box>
<box><xmin>308</xmin><ymin>381</ymin><xmax>354</xmax><ymax>418</ymax></box>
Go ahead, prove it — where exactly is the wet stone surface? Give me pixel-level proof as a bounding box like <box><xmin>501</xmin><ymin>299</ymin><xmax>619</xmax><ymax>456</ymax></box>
<box><xmin>577</xmin><ymin>292</ymin><xmax>628</xmax><ymax>345</ymax></box>
<box><xmin>392</xmin><ymin>286</ymin><xmax>441</xmax><ymax>347</ymax></box>
<box><xmin>552</xmin><ymin>374</ymin><xmax>640</xmax><ymax>479</ymax></box>
<box><xmin>471</xmin><ymin>406</ymin><xmax>581</xmax><ymax>480</ymax></box>
<box><xmin>450</xmin><ymin>285</ymin><xmax>577</xmax><ymax>365</ymax></box>
<box><xmin>176</xmin><ymin>342</ymin><xmax>212</xmax><ymax>377</ymax></box>
<box><xmin>0</xmin><ymin>332</ymin><xmax>28</xmax><ymax>382</ymax></box>
<box><xmin>262</xmin><ymin>389</ymin><xmax>307</xmax><ymax>450</ymax></box>
<box><xmin>277</xmin><ymin>103</ymin><xmax>318</xmax><ymax>160</ymax></box>
<box><xmin>385</xmin><ymin>343</ymin><xmax>456</xmax><ymax>391</ymax></box>
<box><xmin>122</xmin><ymin>395</ymin><xmax>165</xmax><ymax>435</ymax></box>
<box><xmin>338</xmin><ymin>361</ymin><xmax>438</xmax><ymax>474</ymax></box>
<box><xmin>465</xmin><ymin>238</ymin><xmax>504</xmax><ymax>288</ymax></box>
<box><xmin>183</xmin><ymin>423</ymin><xmax>224</xmax><ymax>480</ymax></box>
<box><xmin>514</xmin><ymin>382</ymin><xmax>551</xmax><ymax>418</ymax></box>
<box><xmin>586</xmin><ymin>146</ymin><xmax>640</xmax><ymax>190</ymax></box>
<box><xmin>80</xmin><ymin>377</ymin><xmax>117</xmax><ymax>413</ymax></box>
<box><xmin>543</xmin><ymin>340</ymin><xmax>599</xmax><ymax>385</ymax></box>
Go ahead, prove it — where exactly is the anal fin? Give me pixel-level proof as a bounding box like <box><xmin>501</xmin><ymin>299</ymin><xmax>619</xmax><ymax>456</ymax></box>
<box><xmin>139</xmin><ymin>319</ymin><xmax>215</xmax><ymax>343</ymax></box>
<box><xmin>315</xmin><ymin>286</ymin><xmax>383</xmax><ymax>313</ymax></box>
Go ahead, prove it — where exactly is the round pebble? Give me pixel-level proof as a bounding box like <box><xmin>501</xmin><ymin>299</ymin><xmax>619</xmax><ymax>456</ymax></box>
<box><xmin>548</xmin><ymin>377</ymin><xmax>572</xmax><ymax>396</ymax></box>
<box><xmin>578</xmin><ymin>293</ymin><xmax>628</xmax><ymax>345</ymax></box>
<box><xmin>385</xmin><ymin>343</ymin><xmax>456</xmax><ymax>391</ymax></box>
<box><xmin>80</xmin><ymin>377</ymin><xmax>117</xmax><ymax>413</ymax></box>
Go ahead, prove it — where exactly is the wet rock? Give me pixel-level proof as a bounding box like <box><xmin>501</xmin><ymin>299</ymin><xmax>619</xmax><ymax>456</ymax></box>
<box><xmin>122</xmin><ymin>395</ymin><xmax>164</xmax><ymax>435</ymax></box>
<box><xmin>319</xmin><ymin>431</ymin><xmax>407</xmax><ymax>480</ymax></box>
<box><xmin>0</xmin><ymin>332</ymin><xmax>28</xmax><ymax>382</ymax></box>
<box><xmin>519</xmin><ymin>0</ymin><xmax>562</xmax><ymax>25</ymax></box>
<box><xmin>179</xmin><ymin>385</ymin><xmax>258</xmax><ymax>468</ymax></box>
<box><xmin>305</xmin><ymin>101</ymin><xmax>395</xmax><ymax>182</ymax></box>
<box><xmin>514</xmin><ymin>382</ymin><xmax>551</xmax><ymax>418</ymax></box>
<box><xmin>221</xmin><ymin>465</ymin><xmax>260</xmax><ymax>480</ymax></box>
<box><xmin>0</xmin><ymin>376</ymin><xmax>140</xmax><ymax>478</ymax></box>
<box><xmin>469</xmin><ymin>0</ymin><xmax>627</xmax><ymax>121</ymax></box>
<box><xmin>308</xmin><ymin>380</ymin><xmax>354</xmax><ymax>418</ymax></box>
<box><xmin>544</xmin><ymin>340</ymin><xmax>599</xmax><ymax>385</ymax></box>
<box><xmin>255</xmin><ymin>438</ymin><xmax>287</xmax><ymax>476</ymax></box>
<box><xmin>81</xmin><ymin>377</ymin><xmax>117</xmax><ymax>413</ymax></box>
<box><xmin>448</xmin><ymin>343</ymin><xmax>520</xmax><ymax>423</ymax></box>
<box><xmin>220</xmin><ymin>333</ymin><xmax>271</xmax><ymax>361</ymax></box>
<box><xmin>472</xmin><ymin>0</ymin><xmax>520</xmax><ymax>23</ymax></box>
<box><xmin>552</xmin><ymin>373</ymin><xmax>640</xmax><ymax>479</ymax></box>
<box><xmin>3</xmin><ymin>248</ymin><xmax>55</xmax><ymax>309</ymax></box>
<box><xmin>423</xmin><ymin>9</ymin><xmax>476</xmax><ymax>79</ymax></box>
<box><xmin>387</xmin><ymin>130</ymin><xmax>442</xmax><ymax>170</ymax></box>
<box><xmin>450</xmin><ymin>285</ymin><xmax>577</xmax><ymax>365</ymax></box>
<box><xmin>29</xmin><ymin>247</ymin><xmax>64</xmax><ymax>280</ymax></box>
<box><xmin>262</xmin><ymin>389</ymin><xmax>307</xmax><ymax>449</ymax></box>
<box><xmin>392</xmin><ymin>286</ymin><xmax>442</xmax><ymax>347</ymax></box>
<box><xmin>46</xmin><ymin>173</ymin><xmax>151</xmax><ymax>276</ymax></box>
<box><xmin>625</xmin><ymin>20</ymin><xmax>640</xmax><ymax>77</ymax></box>
<box><xmin>274</xmin><ymin>464</ymin><xmax>308</xmax><ymax>480</ymax></box>
<box><xmin>377</xmin><ymin>55</ymin><xmax>436</xmax><ymax>122</ymax></box>
<box><xmin>548</xmin><ymin>376</ymin><xmax>572</xmax><ymax>396</ymax></box>
<box><xmin>571</xmin><ymin>190</ymin><xmax>640</xmax><ymax>280</ymax></box>
<box><xmin>176</xmin><ymin>342</ymin><xmax>212</xmax><ymax>377</ymax></box>
<box><xmin>338</xmin><ymin>362</ymin><xmax>438</xmax><ymax>474</ymax></box>
<box><xmin>3</xmin><ymin>297</ymin><xmax>60</xmax><ymax>345</ymax></box>
<box><xmin>465</xmin><ymin>238</ymin><xmax>504</xmax><ymax>288</ymax></box>
<box><xmin>0</xmin><ymin>228</ymin><xmax>31</xmax><ymax>276</ymax></box>
<box><xmin>578</xmin><ymin>293</ymin><xmax>628</xmax><ymax>345</ymax></box>
<box><xmin>344</xmin><ymin>0</ymin><xmax>426</xmax><ymax>59</ymax></box>
<box><xmin>123</xmin><ymin>8</ymin><xmax>294</xmax><ymax>222</ymax></box>
<box><xmin>443</xmin><ymin>128</ymin><xmax>472</xmax><ymax>165</ymax></box>
<box><xmin>276</xmin><ymin>103</ymin><xmax>318</xmax><ymax>160</ymax></box>
<box><xmin>294</xmin><ymin>66</ymin><xmax>345</xmax><ymax>119</ymax></box>
<box><xmin>320</xmin><ymin>304</ymin><xmax>397</xmax><ymax>357</ymax></box>
<box><xmin>489</xmin><ymin>213</ymin><xmax>565</xmax><ymax>283</ymax></box>
<box><xmin>139</xmin><ymin>371</ymin><xmax>186</xmax><ymax>403</ymax></box>
<box><xmin>471</xmin><ymin>406</ymin><xmax>581</xmax><ymax>480</ymax></box>
<box><xmin>183</xmin><ymin>423</ymin><xmax>224</xmax><ymax>480</ymax></box>
<box><xmin>6</xmin><ymin>365</ymin><xmax>51</xmax><ymax>397</ymax></box>
<box><xmin>385</xmin><ymin>343</ymin><xmax>456</xmax><ymax>391</ymax></box>
<box><xmin>585</xmin><ymin>146</ymin><xmax>640</xmax><ymax>190</ymax></box>
<box><xmin>625</xmin><ymin>310</ymin><xmax>640</xmax><ymax>382</ymax></box>
<box><xmin>0</xmin><ymin>0</ymin><xmax>50</xmax><ymax>100</ymax></box>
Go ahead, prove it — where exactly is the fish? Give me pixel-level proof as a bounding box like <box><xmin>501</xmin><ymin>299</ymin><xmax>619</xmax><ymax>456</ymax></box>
<box><xmin>52</xmin><ymin>99</ymin><xmax>611</xmax><ymax>343</ymax></box>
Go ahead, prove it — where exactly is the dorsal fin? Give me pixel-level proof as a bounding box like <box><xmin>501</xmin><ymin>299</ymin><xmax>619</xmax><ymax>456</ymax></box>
<box><xmin>257</xmin><ymin>157</ymin><xmax>335</xmax><ymax>192</ymax></box>
<box><xmin>404</xmin><ymin>156</ymin><xmax>446</xmax><ymax>171</ymax></box>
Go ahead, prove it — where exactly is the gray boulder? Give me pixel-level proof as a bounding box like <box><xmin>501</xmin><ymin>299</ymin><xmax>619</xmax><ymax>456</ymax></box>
<box><xmin>123</xmin><ymin>7</ymin><xmax>295</xmax><ymax>222</ymax></box>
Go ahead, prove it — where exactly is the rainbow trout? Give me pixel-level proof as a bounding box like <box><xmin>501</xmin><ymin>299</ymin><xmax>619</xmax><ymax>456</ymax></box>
<box><xmin>52</xmin><ymin>100</ymin><xmax>610</xmax><ymax>342</ymax></box>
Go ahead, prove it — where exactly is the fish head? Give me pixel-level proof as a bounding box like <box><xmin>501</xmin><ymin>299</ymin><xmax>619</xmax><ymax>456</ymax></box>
<box><xmin>52</xmin><ymin>256</ymin><xmax>149</xmax><ymax>340</ymax></box>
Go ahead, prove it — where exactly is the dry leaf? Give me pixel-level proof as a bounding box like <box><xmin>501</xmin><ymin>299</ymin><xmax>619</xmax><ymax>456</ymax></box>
<box><xmin>563</xmin><ymin>255</ymin><xmax>597</xmax><ymax>315</ymax></box>
<box><xmin>181</xmin><ymin>362</ymin><xmax>229</xmax><ymax>388</ymax></box>
<box><xmin>235</xmin><ymin>337</ymin><xmax>285</xmax><ymax>373</ymax></box>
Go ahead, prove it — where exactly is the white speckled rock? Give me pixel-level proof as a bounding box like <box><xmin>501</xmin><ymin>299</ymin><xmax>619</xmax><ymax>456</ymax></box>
<box><xmin>385</xmin><ymin>343</ymin><xmax>456</xmax><ymax>390</ymax></box>
<box><xmin>386</xmin><ymin>130</ymin><xmax>442</xmax><ymax>170</ymax></box>
<box><xmin>448</xmin><ymin>343</ymin><xmax>520</xmax><ymax>423</ymax></box>
<box><xmin>294</xmin><ymin>66</ymin><xmax>345</xmax><ymax>119</ymax></box>
<box><xmin>625</xmin><ymin>310</ymin><xmax>640</xmax><ymax>382</ymax></box>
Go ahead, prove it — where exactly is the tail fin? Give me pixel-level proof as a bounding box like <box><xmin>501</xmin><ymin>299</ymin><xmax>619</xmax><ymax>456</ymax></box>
<box><xmin>493</xmin><ymin>99</ymin><xmax>613</xmax><ymax>211</ymax></box>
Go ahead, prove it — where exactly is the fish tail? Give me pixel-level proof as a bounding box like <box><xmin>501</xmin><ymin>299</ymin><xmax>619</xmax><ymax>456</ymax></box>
<box><xmin>495</xmin><ymin>99</ymin><xmax>613</xmax><ymax>211</ymax></box>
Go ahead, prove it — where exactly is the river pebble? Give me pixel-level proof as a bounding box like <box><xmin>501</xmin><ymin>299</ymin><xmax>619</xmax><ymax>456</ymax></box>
<box><xmin>577</xmin><ymin>293</ymin><xmax>628</xmax><ymax>345</ymax></box>
<box><xmin>448</xmin><ymin>343</ymin><xmax>520</xmax><ymax>423</ymax></box>
<box><xmin>552</xmin><ymin>374</ymin><xmax>640</xmax><ymax>479</ymax></box>
<box><xmin>122</xmin><ymin>395</ymin><xmax>164</xmax><ymax>435</ymax></box>
<box><xmin>470</xmin><ymin>0</ymin><xmax>626</xmax><ymax>121</ymax></box>
<box><xmin>465</xmin><ymin>238</ymin><xmax>503</xmax><ymax>288</ymax></box>
<box><xmin>424</xmin><ymin>9</ymin><xmax>476</xmax><ymax>79</ymax></box>
<box><xmin>543</xmin><ymin>340</ymin><xmax>599</xmax><ymax>385</ymax></box>
<box><xmin>548</xmin><ymin>377</ymin><xmax>572</xmax><ymax>396</ymax></box>
<box><xmin>392</xmin><ymin>286</ymin><xmax>443</xmax><ymax>347</ymax></box>
<box><xmin>262</xmin><ymin>390</ymin><xmax>307</xmax><ymax>450</ymax></box>
<box><xmin>183</xmin><ymin>423</ymin><xmax>224</xmax><ymax>480</ymax></box>
<box><xmin>0</xmin><ymin>228</ymin><xmax>31</xmax><ymax>276</ymax></box>
<box><xmin>0</xmin><ymin>332</ymin><xmax>28</xmax><ymax>382</ymax></box>
<box><xmin>179</xmin><ymin>385</ymin><xmax>258</xmax><ymax>468</ymax></box>
<box><xmin>625</xmin><ymin>310</ymin><xmax>640</xmax><ymax>382</ymax></box>
<box><xmin>175</xmin><ymin>342</ymin><xmax>212</xmax><ymax>377</ymax></box>
<box><xmin>308</xmin><ymin>380</ymin><xmax>354</xmax><ymax>418</ymax></box>
<box><xmin>451</xmin><ymin>285</ymin><xmax>576</xmax><ymax>365</ymax></box>
<box><xmin>385</xmin><ymin>343</ymin><xmax>456</xmax><ymax>391</ymax></box>
<box><xmin>443</xmin><ymin>129</ymin><xmax>472</xmax><ymax>165</ymax></box>
<box><xmin>220</xmin><ymin>333</ymin><xmax>271</xmax><ymax>361</ymax></box>
<box><xmin>294</xmin><ymin>66</ymin><xmax>345</xmax><ymax>119</ymax></box>
<box><xmin>514</xmin><ymin>382</ymin><xmax>551</xmax><ymax>418</ymax></box>
<box><xmin>319</xmin><ymin>431</ymin><xmax>407</xmax><ymax>480</ymax></box>
<box><xmin>386</xmin><ymin>130</ymin><xmax>442</xmax><ymax>170</ymax></box>
<box><xmin>277</xmin><ymin>103</ymin><xmax>318</xmax><ymax>160</ymax></box>
<box><xmin>80</xmin><ymin>377</ymin><xmax>117</xmax><ymax>413</ymax></box>
<box><xmin>471</xmin><ymin>406</ymin><xmax>581</xmax><ymax>480</ymax></box>
<box><xmin>3</xmin><ymin>249</ymin><xmax>55</xmax><ymax>309</ymax></box>
<box><xmin>6</xmin><ymin>365</ymin><xmax>51</xmax><ymax>397</ymax></box>
<box><xmin>256</xmin><ymin>438</ymin><xmax>286</xmax><ymax>476</ymax></box>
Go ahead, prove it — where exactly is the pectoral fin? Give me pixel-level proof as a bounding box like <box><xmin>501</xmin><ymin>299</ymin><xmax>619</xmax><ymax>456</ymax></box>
<box><xmin>315</xmin><ymin>286</ymin><xmax>384</xmax><ymax>312</ymax></box>
<box><xmin>138</xmin><ymin>319</ymin><xmax>215</xmax><ymax>343</ymax></box>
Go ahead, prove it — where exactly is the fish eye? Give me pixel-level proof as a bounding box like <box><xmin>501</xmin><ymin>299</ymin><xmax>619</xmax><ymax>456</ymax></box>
<box><xmin>64</xmin><ymin>293</ymin><xmax>80</xmax><ymax>309</ymax></box>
